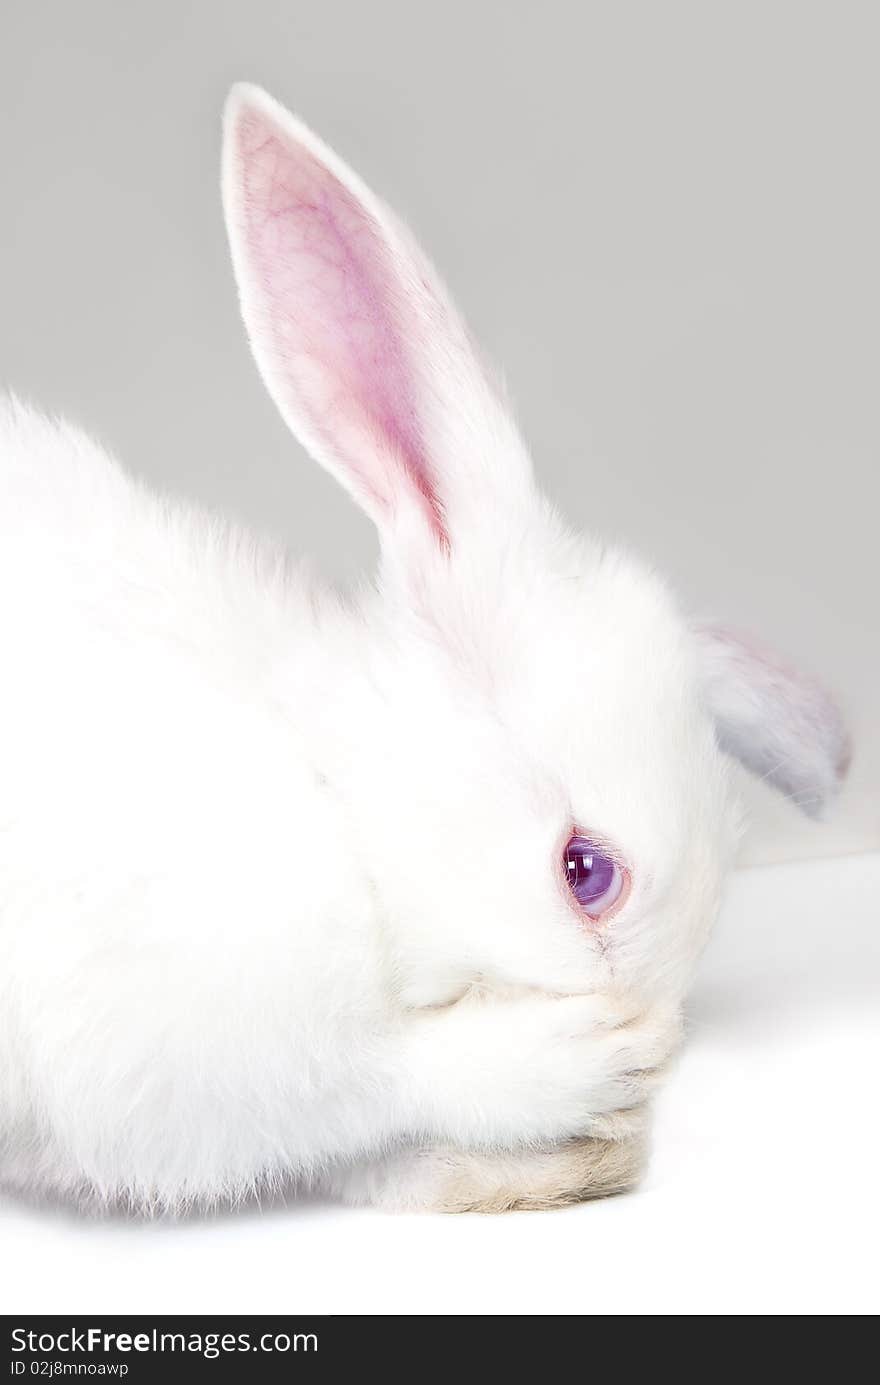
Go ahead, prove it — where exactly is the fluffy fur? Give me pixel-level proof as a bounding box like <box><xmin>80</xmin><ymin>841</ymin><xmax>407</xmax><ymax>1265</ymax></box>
<box><xmin>0</xmin><ymin>85</ymin><xmax>846</xmax><ymax>1213</ymax></box>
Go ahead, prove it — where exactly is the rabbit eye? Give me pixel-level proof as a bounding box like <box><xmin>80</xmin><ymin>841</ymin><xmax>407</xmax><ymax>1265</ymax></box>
<box><xmin>562</xmin><ymin>835</ymin><xmax>626</xmax><ymax>920</ymax></box>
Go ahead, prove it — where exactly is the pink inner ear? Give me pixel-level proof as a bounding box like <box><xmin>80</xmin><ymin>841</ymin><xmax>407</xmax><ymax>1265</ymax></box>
<box><xmin>233</xmin><ymin>106</ymin><xmax>447</xmax><ymax>545</ymax></box>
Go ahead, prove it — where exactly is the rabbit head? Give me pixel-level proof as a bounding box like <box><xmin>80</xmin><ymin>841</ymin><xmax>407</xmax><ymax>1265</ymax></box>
<box><xmin>222</xmin><ymin>85</ymin><xmax>848</xmax><ymax>1013</ymax></box>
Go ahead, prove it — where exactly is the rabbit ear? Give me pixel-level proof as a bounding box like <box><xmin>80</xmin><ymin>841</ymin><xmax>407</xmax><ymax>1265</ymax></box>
<box><xmin>694</xmin><ymin>625</ymin><xmax>851</xmax><ymax>818</ymax></box>
<box><xmin>222</xmin><ymin>84</ymin><xmax>529</xmax><ymax>553</ymax></box>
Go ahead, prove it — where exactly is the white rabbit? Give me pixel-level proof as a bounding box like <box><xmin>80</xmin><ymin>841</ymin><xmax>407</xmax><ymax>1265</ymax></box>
<box><xmin>0</xmin><ymin>85</ymin><xmax>848</xmax><ymax>1213</ymax></box>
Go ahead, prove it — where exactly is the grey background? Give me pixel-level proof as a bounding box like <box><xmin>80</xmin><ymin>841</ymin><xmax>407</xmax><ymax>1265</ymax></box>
<box><xmin>1</xmin><ymin>1</ymin><xmax>876</xmax><ymax>863</ymax></box>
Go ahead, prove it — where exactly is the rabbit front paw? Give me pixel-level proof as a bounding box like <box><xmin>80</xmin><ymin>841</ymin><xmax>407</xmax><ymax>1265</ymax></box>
<box><xmin>396</xmin><ymin>991</ymin><xmax>681</xmax><ymax>1149</ymax></box>
<box><xmin>330</xmin><ymin>1123</ymin><xmax>650</xmax><ymax>1213</ymax></box>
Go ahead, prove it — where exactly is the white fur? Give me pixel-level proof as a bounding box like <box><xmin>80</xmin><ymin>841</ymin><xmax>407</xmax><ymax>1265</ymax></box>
<box><xmin>0</xmin><ymin>86</ymin><xmax>843</xmax><ymax>1213</ymax></box>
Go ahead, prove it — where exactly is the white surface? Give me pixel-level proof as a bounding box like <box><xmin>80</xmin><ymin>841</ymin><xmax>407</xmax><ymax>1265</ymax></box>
<box><xmin>1</xmin><ymin>852</ymin><xmax>877</xmax><ymax>1316</ymax></box>
<box><xmin>1</xmin><ymin>2</ymin><xmax>877</xmax><ymax>867</ymax></box>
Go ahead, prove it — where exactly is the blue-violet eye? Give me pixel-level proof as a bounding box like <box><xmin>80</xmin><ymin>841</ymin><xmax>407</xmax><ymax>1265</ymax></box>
<box><xmin>563</xmin><ymin>835</ymin><xmax>624</xmax><ymax>918</ymax></box>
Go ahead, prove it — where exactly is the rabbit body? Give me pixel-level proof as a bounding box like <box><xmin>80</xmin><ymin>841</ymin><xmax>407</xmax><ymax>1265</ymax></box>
<box><xmin>0</xmin><ymin>402</ymin><xmax>706</xmax><ymax>1207</ymax></box>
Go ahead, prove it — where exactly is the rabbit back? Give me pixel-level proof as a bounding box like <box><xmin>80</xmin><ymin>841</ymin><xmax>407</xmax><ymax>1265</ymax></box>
<box><xmin>0</xmin><ymin>400</ymin><xmax>392</xmax><ymax>1205</ymax></box>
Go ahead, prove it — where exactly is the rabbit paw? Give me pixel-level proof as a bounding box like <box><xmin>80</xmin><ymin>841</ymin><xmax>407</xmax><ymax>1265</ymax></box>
<box><xmin>396</xmin><ymin>991</ymin><xmax>681</xmax><ymax>1149</ymax></box>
